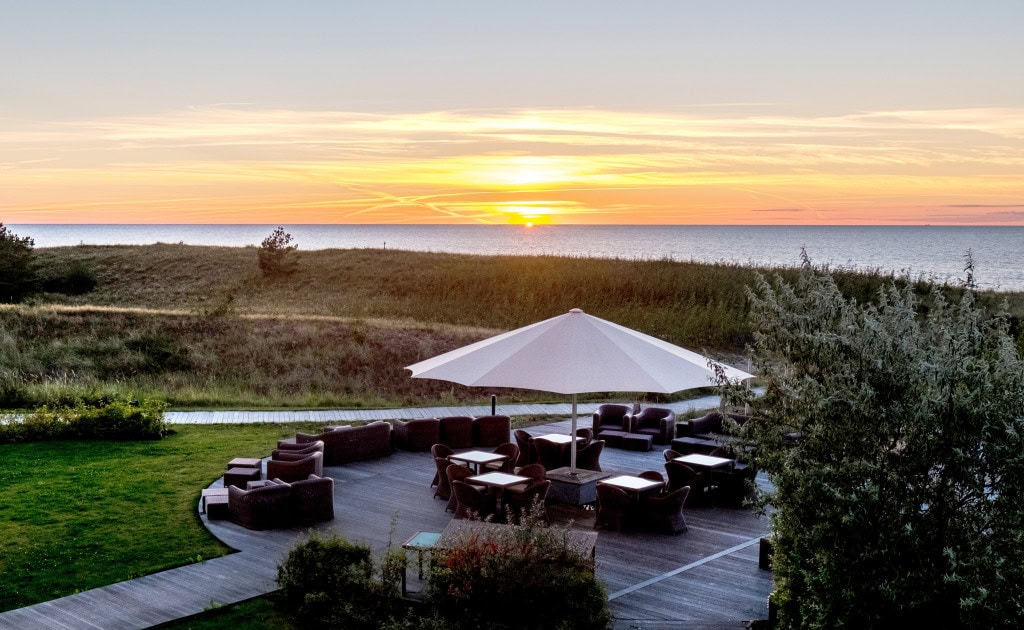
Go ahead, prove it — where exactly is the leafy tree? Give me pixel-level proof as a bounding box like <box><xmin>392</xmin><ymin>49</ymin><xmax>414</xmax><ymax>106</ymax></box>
<box><xmin>0</xmin><ymin>223</ymin><xmax>36</xmax><ymax>302</ymax></box>
<box><xmin>722</xmin><ymin>263</ymin><xmax>1024</xmax><ymax>628</ymax></box>
<box><xmin>257</xmin><ymin>226</ymin><xmax>299</xmax><ymax>277</ymax></box>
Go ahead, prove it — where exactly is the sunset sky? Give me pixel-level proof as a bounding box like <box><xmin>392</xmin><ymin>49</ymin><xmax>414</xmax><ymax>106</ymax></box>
<box><xmin>2</xmin><ymin>2</ymin><xmax>1023</xmax><ymax>225</ymax></box>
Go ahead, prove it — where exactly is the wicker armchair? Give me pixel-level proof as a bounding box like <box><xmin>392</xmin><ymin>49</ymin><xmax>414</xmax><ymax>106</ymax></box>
<box><xmin>503</xmin><ymin>480</ymin><xmax>551</xmax><ymax>524</ymax></box>
<box><xmin>228</xmin><ymin>483</ymin><xmax>293</xmax><ymax>530</ymax></box>
<box><xmin>641</xmin><ymin>486</ymin><xmax>690</xmax><ymax>534</ymax></box>
<box><xmin>575</xmin><ymin>428</ymin><xmax>594</xmax><ymax>447</ymax></box>
<box><xmin>575</xmin><ymin>440</ymin><xmax>605</xmax><ymax>472</ymax></box>
<box><xmin>434</xmin><ymin>457</ymin><xmax>455</xmax><ymax>501</ymax></box>
<box><xmin>445</xmin><ymin>464</ymin><xmax>475</xmax><ymax>512</ymax></box>
<box><xmin>638</xmin><ymin>470</ymin><xmax>666</xmax><ymax>490</ymax></box>
<box><xmin>665</xmin><ymin>461</ymin><xmax>706</xmax><ymax>506</ymax></box>
<box><xmin>629</xmin><ymin>407</ymin><xmax>676</xmax><ymax>445</ymax></box>
<box><xmin>513</xmin><ymin>429</ymin><xmax>535</xmax><ymax>467</ymax></box>
<box><xmin>291</xmin><ymin>474</ymin><xmax>334</xmax><ymax>524</ymax></box>
<box><xmin>534</xmin><ymin>437</ymin><xmax>567</xmax><ymax>470</ymax></box>
<box><xmin>595</xmin><ymin>484</ymin><xmax>632</xmax><ymax>531</ymax></box>
<box><xmin>483</xmin><ymin>442</ymin><xmax>519</xmax><ymax>473</ymax></box>
<box><xmin>663</xmin><ymin>448</ymin><xmax>682</xmax><ymax>462</ymax></box>
<box><xmin>438</xmin><ymin>416</ymin><xmax>474</xmax><ymax>448</ymax></box>
<box><xmin>392</xmin><ymin>418</ymin><xmax>441</xmax><ymax>452</ymax></box>
<box><xmin>452</xmin><ymin>480</ymin><xmax>495</xmax><ymax>520</ymax></box>
<box><xmin>431</xmin><ymin>444</ymin><xmax>455</xmax><ymax>488</ymax></box>
<box><xmin>267</xmin><ymin>452</ymin><xmax>323</xmax><ymax>482</ymax></box>
<box><xmin>592</xmin><ymin>404</ymin><xmax>631</xmax><ymax>438</ymax></box>
<box><xmin>473</xmin><ymin>415</ymin><xmax>511</xmax><ymax>447</ymax></box>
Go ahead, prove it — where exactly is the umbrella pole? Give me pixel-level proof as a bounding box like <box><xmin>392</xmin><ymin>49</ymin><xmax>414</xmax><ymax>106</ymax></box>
<box><xmin>570</xmin><ymin>393</ymin><xmax>578</xmax><ymax>474</ymax></box>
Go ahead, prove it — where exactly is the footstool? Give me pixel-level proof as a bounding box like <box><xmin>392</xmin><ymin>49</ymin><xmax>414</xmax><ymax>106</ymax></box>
<box><xmin>621</xmin><ymin>433</ymin><xmax>653</xmax><ymax>452</ymax></box>
<box><xmin>227</xmin><ymin>457</ymin><xmax>262</xmax><ymax>472</ymax></box>
<box><xmin>205</xmin><ymin>494</ymin><xmax>230</xmax><ymax>520</ymax></box>
<box><xmin>224</xmin><ymin>467</ymin><xmax>261</xmax><ymax>489</ymax></box>
<box><xmin>598</xmin><ymin>430</ymin><xmax>627</xmax><ymax>448</ymax></box>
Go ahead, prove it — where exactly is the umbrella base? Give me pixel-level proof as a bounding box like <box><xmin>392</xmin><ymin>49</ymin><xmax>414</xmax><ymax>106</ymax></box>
<box><xmin>546</xmin><ymin>467</ymin><xmax>611</xmax><ymax>506</ymax></box>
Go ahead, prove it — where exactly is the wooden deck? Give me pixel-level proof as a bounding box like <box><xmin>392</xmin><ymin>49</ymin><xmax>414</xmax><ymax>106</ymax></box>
<box><xmin>0</xmin><ymin>418</ymin><xmax>773</xmax><ymax>629</ymax></box>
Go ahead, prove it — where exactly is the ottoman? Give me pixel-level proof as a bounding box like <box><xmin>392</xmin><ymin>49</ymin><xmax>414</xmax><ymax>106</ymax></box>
<box><xmin>224</xmin><ymin>467</ymin><xmax>261</xmax><ymax>489</ymax></box>
<box><xmin>621</xmin><ymin>433</ymin><xmax>653</xmax><ymax>452</ymax></box>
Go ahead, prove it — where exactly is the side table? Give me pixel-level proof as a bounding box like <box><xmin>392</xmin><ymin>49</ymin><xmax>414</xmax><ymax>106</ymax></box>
<box><xmin>401</xmin><ymin>531</ymin><xmax>441</xmax><ymax>596</ymax></box>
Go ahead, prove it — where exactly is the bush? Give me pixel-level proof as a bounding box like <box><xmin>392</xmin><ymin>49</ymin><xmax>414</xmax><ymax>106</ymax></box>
<box><xmin>427</xmin><ymin>509</ymin><xmax>610</xmax><ymax>630</ymax></box>
<box><xmin>0</xmin><ymin>398</ymin><xmax>168</xmax><ymax>443</ymax></box>
<box><xmin>38</xmin><ymin>259</ymin><xmax>98</xmax><ymax>295</ymax></box>
<box><xmin>0</xmin><ymin>223</ymin><xmax>36</xmax><ymax>303</ymax></box>
<box><xmin>277</xmin><ymin>533</ymin><xmax>395</xmax><ymax>629</ymax></box>
<box><xmin>721</xmin><ymin>264</ymin><xmax>1024</xmax><ymax>628</ymax></box>
<box><xmin>257</xmin><ymin>226</ymin><xmax>299</xmax><ymax>277</ymax></box>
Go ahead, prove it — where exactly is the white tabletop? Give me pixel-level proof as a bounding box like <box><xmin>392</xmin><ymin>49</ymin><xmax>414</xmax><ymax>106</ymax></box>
<box><xmin>468</xmin><ymin>472</ymin><xmax>531</xmax><ymax>488</ymax></box>
<box><xmin>601</xmin><ymin>475</ymin><xmax>663</xmax><ymax>492</ymax></box>
<box><xmin>673</xmin><ymin>454</ymin><xmax>734</xmax><ymax>469</ymax></box>
<box><xmin>450</xmin><ymin>450</ymin><xmax>508</xmax><ymax>465</ymax></box>
<box><xmin>534</xmin><ymin>433</ymin><xmax>576</xmax><ymax>444</ymax></box>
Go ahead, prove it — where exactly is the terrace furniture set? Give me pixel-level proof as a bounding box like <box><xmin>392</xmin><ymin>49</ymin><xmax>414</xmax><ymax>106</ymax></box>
<box><xmin>670</xmin><ymin>411</ymin><xmax>751</xmax><ymax>455</ymax></box>
<box><xmin>392</xmin><ymin>415</ymin><xmax>512</xmax><ymax>452</ymax></box>
<box><xmin>592</xmin><ymin>404</ymin><xmax>676</xmax><ymax>451</ymax></box>
<box><xmin>514</xmin><ymin>429</ymin><xmax>604</xmax><ymax>471</ymax></box>
<box><xmin>594</xmin><ymin>472</ymin><xmax>690</xmax><ymax>535</ymax></box>
<box><xmin>295</xmin><ymin>420</ymin><xmax>393</xmax><ymax>465</ymax></box>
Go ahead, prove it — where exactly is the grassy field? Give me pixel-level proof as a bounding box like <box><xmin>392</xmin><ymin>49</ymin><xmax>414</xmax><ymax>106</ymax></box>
<box><xmin>3</xmin><ymin>243</ymin><xmax>1015</xmax><ymax>410</ymax></box>
<box><xmin>0</xmin><ymin>423</ymin><xmax>321</xmax><ymax>612</ymax></box>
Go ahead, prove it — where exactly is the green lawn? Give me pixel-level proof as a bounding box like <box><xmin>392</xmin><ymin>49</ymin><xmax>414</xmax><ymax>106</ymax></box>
<box><xmin>154</xmin><ymin>596</ymin><xmax>293</xmax><ymax>630</ymax></box>
<box><xmin>0</xmin><ymin>423</ymin><xmax>321</xmax><ymax>612</ymax></box>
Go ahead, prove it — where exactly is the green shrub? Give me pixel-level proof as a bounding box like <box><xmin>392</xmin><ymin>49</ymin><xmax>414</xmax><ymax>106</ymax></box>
<box><xmin>257</xmin><ymin>227</ymin><xmax>299</xmax><ymax>277</ymax></box>
<box><xmin>427</xmin><ymin>510</ymin><xmax>610</xmax><ymax>630</ymax></box>
<box><xmin>0</xmin><ymin>398</ymin><xmax>167</xmax><ymax>443</ymax></box>
<box><xmin>276</xmin><ymin>534</ymin><xmax>384</xmax><ymax>629</ymax></box>
<box><xmin>0</xmin><ymin>223</ymin><xmax>35</xmax><ymax>303</ymax></box>
<box><xmin>38</xmin><ymin>259</ymin><xmax>98</xmax><ymax>295</ymax></box>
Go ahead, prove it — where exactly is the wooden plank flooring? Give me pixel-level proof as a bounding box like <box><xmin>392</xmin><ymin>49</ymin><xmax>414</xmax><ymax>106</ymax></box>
<box><xmin>0</xmin><ymin>418</ymin><xmax>773</xmax><ymax>629</ymax></box>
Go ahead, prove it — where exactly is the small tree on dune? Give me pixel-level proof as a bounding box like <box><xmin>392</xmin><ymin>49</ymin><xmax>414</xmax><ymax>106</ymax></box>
<box><xmin>0</xmin><ymin>223</ymin><xmax>36</xmax><ymax>302</ymax></box>
<box><xmin>257</xmin><ymin>226</ymin><xmax>299</xmax><ymax>277</ymax></box>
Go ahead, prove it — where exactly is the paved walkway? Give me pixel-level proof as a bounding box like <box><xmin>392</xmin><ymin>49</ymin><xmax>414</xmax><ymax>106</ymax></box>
<box><xmin>1</xmin><ymin>395</ymin><xmax>749</xmax><ymax>629</ymax></box>
<box><xmin>164</xmin><ymin>394</ymin><xmax>729</xmax><ymax>424</ymax></box>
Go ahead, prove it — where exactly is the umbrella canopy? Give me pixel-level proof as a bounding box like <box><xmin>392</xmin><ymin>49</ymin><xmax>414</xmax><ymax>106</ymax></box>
<box><xmin>406</xmin><ymin>308</ymin><xmax>754</xmax><ymax>472</ymax></box>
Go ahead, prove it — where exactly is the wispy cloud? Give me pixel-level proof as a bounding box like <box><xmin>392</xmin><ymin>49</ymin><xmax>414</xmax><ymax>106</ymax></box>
<box><xmin>1</xmin><ymin>106</ymin><xmax>1023</xmax><ymax>224</ymax></box>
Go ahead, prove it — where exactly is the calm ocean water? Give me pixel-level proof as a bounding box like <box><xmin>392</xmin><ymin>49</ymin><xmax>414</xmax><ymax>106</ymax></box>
<box><xmin>13</xmin><ymin>224</ymin><xmax>1024</xmax><ymax>291</ymax></box>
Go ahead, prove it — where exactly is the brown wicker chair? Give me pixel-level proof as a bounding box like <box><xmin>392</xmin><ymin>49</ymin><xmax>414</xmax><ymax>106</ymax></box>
<box><xmin>439</xmin><ymin>416</ymin><xmax>474</xmax><ymax>448</ymax></box>
<box><xmin>663</xmin><ymin>448</ymin><xmax>682</xmax><ymax>462</ymax></box>
<box><xmin>434</xmin><ymin>457</ymin><xmax>455</xmax><ymax>501</ymax></box>
<box><xmin>431</xmin><ymin>444</ymin><xmax>455</xmax><ymax>488</ymax></box>
<box><xmin>513</xmin><ymin>429</ymin><xmax>535</xmax><ymax>467</ymax></box>
<box><xmin>452</xmin><ymin>480</ymin><xmax>495</xmax><ymax>520</ymax></box>
<box><xmin>445</xmin><ymin>464</ymin><xmax>476</xmax><ymax>512</ymax></box>
<box><xmin>595</xmin><ymin>483</ymin><xmax>632</xmax><ymax>531</ymax></box>
<box><xmin>592</xmin><ymin>404</ymin><xmax>631</xmax><ymax>438</ymax></box>
<box><xmin>267</xmin><ymin>452</ymin><xmax>323</xmax><ymax>482</ymax></box>
<box><xmin>638</xmin><ymin>470</ymin><xmax>666</xmax><ymax>491</ymax></box>
<box><xmin>473</xmin><ymin>415</ymin><xmax>511</xmax><ymax>447</ymax></box>
<box><xmin>273</xmin><ymin>440</ymin><xmax>323</xmax><ymax>456</ymax></box>
<box><xmin>629</xmin><ymin>407</ymin><xmax>676</xmax><ymax>445</ymax></box>
<box><xmin>575</xmin><ymin>427</ymin><xmax>594</xmax><ymax>447</ymax></box>
<box><xmin>291</xmin><ymin>474</ymin><xmax>334</xmax><ymax>524</ymax></box>
<box><xmin>575</xmin><ymin>439</ymin><xmax>605</xmax><ymax>472</ymax></box>
<box><xmin>708</xmin><ymin>447</ymin><xmax>753</xmax><ymax>506</ymax></box>
<box><xmin>665</xmin><ymin>461</ymin><xmax>706</xmax><ymax>506</ymax></box>
<box><xmin>392</xmin><ymin>418</ymin><xmax>440</xmax><ymax>452</ymax></box>
<box><xmin>641</xmin><ymin>486</ymin><xmax>689</xmax><ymax>534</ymax></box>
<box><xmin>534</xmin><ymin>437</ymin><xmax>567</xmax><ymax>471</ymax></box>
<box><xmin>483</xmin><ymin>442</ymin><xmax>519</xmax><ymax>473</ymax></box>
<box><xmin>503</xmin><ymin>480</ymin><xmax>551</xmax><ymax>524</ymax></box>
<box><xmin>228</xmin><ymin>483</ymin><xmax>293</xmax><ymax>530</ymax></box>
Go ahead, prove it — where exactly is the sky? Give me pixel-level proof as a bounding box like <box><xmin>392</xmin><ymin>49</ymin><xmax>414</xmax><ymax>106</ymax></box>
<box><xmin>2</xmin><ymin>1</ymin><xmax>1023</xmax><ymax>225</ymax></box>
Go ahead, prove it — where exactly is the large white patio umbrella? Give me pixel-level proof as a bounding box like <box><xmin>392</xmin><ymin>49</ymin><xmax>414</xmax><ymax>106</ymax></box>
<box><xmin>405</xmin><ymin>308</ymin><xmax>754</xmax><ymax>473</ymax></box>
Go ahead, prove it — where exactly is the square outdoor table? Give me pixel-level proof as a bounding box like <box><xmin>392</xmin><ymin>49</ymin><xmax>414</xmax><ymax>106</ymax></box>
<box><xmin>449</xmin><ymin>450</ymin><xmax>508</xmax><ymax>474</ymax></box>
<box><xmin>533</xmin><ymin>433</ymin><xmax>582</xmax><ymax>445</ymax></box>
<box><xmin>401</xmin><ymin>531</ymin><xmax>441</xmax><ymax>596</ymax></box>
<box><xmin>673</xmin><ymin>453</ymin><xmax>734</xmax><ymax>471</ymax></box>
<box><xmin>600</xmin><ymin>475</ymin><xmax>664</xmax><ymax>493</ymax></box>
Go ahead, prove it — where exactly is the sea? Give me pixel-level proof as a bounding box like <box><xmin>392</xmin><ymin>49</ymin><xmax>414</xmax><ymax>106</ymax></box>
<box><xmin>12</xmin><ymin>224</ymin><xmax>1024</xmax><ymax>291</ymax></box>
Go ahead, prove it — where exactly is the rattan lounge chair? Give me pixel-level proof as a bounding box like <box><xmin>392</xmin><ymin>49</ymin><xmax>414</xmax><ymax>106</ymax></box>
<box><xmin>291</xmin><ymin>474</ymin><xmax>334</xmax><ymax>524</ymax></box>
<box><xmin>472</xmin><ymin>415</ymin><xmax>511</xmax><ymax>447</ymax></box>
<box><xmin>228</xmin><ymin>483</ymin><xmax>293</xmax><ymax>530</ymax></box>
<box><xmin>392</xmin><ymin>418</ymin><xmax>440</xmax><ymax>452</ymax></box>
<box><xmin>629</xmin><ymin>407</ymin><xmax>676</xmax><ymax>445</ymax></box>
<box><xmin>439</xmin><ymin>416</ymin><xmax>474</xmax><ymax>448</ymax></box>
<box><xmin>592</xmin><ymin>404</ymin><xmax>631</xmax><ymax>438</ymax></box>
<box><xmin>267</xmin><ymin>451</ymin><xmax>323</xmax><ymax>482</ymax></box>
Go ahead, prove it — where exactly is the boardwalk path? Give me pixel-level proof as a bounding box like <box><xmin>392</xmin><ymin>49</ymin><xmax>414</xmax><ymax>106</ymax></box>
<box><xmin>1</xmin><ymin>396</ymin><xmax>773</xmax><ymax>629</ymax></box>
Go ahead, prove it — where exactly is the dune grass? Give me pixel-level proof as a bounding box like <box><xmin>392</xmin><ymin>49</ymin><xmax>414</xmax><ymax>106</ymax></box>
<box><xmin>0</xmin><ymin>423</ymin><xmax>321</xmax><ymax>612</ymax></box>
<box><xmin>11</xmin><ymin>244</ymin><xmax>1018</xmax><ymax>410</ymax></box>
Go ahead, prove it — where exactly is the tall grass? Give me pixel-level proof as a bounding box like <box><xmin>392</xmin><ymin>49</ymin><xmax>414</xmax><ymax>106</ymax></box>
<box><xmin>16</xmin><ymin>244</ymin><xmax>1020</xmax><ymax>409</ymax></box>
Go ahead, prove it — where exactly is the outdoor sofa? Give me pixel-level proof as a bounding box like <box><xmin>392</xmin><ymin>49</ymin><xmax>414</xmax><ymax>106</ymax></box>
<box><xmin>227</xmin><ymin>474</ymin><xmax>334</xmax><ymax>530</ymax></box>
<box><xmin>296</xmin><ymin>421</ymin><xmax>392</xmax><ymax>465</ymax></box>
